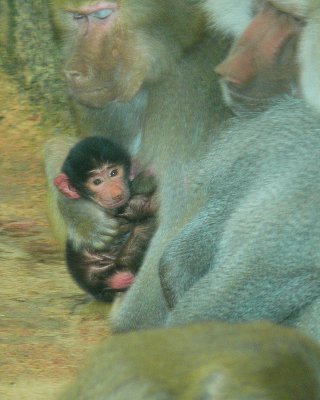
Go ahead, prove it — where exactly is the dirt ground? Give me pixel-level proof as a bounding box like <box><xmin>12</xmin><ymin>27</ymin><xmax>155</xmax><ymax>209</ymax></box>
<box><xmin>0</xmin><ymin>70</ymin><xmax>112</xmax><ymax>399</ymax></box>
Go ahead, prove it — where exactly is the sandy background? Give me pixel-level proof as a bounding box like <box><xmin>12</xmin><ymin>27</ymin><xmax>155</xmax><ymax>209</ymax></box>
<box><xmin>0</xmin><ymin>70</ymin><xmax>112</xmax><ymax>399</ymax></box>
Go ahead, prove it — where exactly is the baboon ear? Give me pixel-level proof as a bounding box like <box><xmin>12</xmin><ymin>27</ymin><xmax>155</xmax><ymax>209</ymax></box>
<box><xmin>129</xmin><ymin>160</ymin><xmax>154</xmax><ymax>181</ymax></box>
<box><xmin>54</xmin><ymin>173</ymin><xmax>81</xmax><ymax>199</ymax></box>
<box><xmin>129</xmin><ymin>160</ymin><xmax>140</xmax><ymax>181</ymax></box>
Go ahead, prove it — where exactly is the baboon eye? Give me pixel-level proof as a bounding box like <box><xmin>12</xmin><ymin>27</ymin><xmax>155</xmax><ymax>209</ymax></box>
<box><xmin>110</xmin><ymin>169</ymin><xmax>118</xmax><ymax>177</ymax></box>
<box><xmin>73</xmin><ymin>13</ymin><xmax>85</xmax><ymax>20</ymax></box>
<box><xmin>91</xmin><ymin>9</ymin><xmax>113</xmax><ymax>19</ymax></box>
<box><xmin>93</xmin><ymin>178</ymin><xmax>103</xmax><ymax>185</ymax></box>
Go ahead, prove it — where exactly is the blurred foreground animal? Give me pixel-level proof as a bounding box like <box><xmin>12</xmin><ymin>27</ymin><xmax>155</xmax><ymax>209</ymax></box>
<box><xmin>58</xmin><ymin>321</ymin><xmax>320</xmax><ymax>400</ymax></box>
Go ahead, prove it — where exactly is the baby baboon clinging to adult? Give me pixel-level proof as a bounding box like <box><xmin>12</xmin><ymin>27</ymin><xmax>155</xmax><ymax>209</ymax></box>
<box><xmin>54</xmin><ymin>136</ymin><xmax>157</xmax><ymax>302</ymax></box>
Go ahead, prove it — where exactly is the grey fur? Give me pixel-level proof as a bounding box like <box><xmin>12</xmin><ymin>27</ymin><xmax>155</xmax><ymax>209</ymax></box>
<box><xmin>113</xmin><ymin>97</ymin><xmax>320</xmax><ymax>341</ymax></box>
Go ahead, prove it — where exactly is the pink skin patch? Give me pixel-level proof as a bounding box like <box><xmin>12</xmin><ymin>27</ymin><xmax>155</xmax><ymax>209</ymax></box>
<box><xmin>130</xmin><ymin>159</ymin><xmax>155</xmax><ymax>181</ymax></box>
<box><xmin>107</xmin><ymin>271</ymin><xmax>135</xmax><ymax>290</ymax></box>
<box><xmin>53</xmin><ymin>173</ymin><xmax>81</xmax><ymax>199</ymax></box>
<box><xmin>65</xmin><ymin>1</ymin><xmax>117</xmax><ymax>14</ymax></box>
<box><xmin>215</xmin><ymin>4</ymin><xmax>301</xmax><ymax>85</ymax></box>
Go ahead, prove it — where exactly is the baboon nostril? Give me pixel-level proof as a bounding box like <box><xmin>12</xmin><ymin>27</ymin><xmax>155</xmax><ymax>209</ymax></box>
<box><xmin>64</xmin><ymin>70</ymin><xmax>82</xmax><ymax>82</ymax></box>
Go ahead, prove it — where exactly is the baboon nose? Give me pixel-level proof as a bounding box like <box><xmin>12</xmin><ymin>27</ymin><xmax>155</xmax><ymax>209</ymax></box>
<box><xmin>64</xmin><ymin>70</ymin><xmax>83</xmax><ymax>84</ymax></box>
<box><xmin>113</xmin><ymin>194</ymin><xmax>123</xmax><ymax>202</ymax></box>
